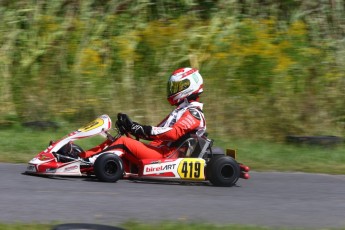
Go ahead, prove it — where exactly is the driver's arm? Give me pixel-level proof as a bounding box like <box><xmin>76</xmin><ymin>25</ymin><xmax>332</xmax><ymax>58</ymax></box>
<box><xmin>149</xmin><ymin>109</ymin><xmax>202</xmax><ymax>141</ymax></box>
<box><xmin>118</xmin><ymin>108</ymin><xmax>204</xmax><ymax>141</ymax></box>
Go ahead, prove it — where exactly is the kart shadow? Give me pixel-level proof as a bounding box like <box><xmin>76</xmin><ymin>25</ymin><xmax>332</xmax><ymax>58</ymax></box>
<box><xmin>127</xmin><ymin>179</ymin><xmax>213</xmax><ymax>187</ymax></box>
<box><xmin>22</xmin><ymin>172</ymin><xmax>241</xmax><ymax>187</ymax></box>
<box><xmin>125</xmin><ymin>179</ymin><xmax>241</xmax><ymax>187</ymax></box>
<box><xmin>83</xmin><ymin>176</ymin><xmax>241</xmax><ymax>187</ymax></box>
<box><xmin>77</xmin><ymin>174</ymin><xmax>212</xmax><ymax>186</ymax></box>
<box><xmin>22</xmin><ymin>172</ymin><xmax>94</xmax><ymax>181</ymax></box>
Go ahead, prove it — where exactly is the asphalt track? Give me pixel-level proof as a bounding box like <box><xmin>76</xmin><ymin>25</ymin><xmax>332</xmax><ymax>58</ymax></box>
<box><xmin>0</xmin><ymin>163</ymin><xmax>345</xmax><ymax>228</ymax></box>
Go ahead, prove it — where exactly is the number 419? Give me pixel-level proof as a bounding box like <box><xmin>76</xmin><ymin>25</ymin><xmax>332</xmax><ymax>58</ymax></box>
<box><xmin>181</xmin><ymin>162</ymin><xmax>201</xmax><ymax>178</ymax></box>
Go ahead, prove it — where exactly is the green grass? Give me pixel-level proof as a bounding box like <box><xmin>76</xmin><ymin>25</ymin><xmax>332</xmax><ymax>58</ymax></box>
<box><xmin>0</xmin><ymin>125</ymin><xmax>344</xmax><ymax>175</ymax></box>
<box><xmin>215</xmin><ymin>137</ymin><xmax>345</xmax><ymax>175</ymax></box>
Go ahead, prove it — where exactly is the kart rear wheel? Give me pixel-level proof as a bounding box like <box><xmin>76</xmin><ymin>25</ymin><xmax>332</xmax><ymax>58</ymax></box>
<box><xmin>94</xmin><ymin>153</ymin><xmax>124</xmax><ymax>182</ymax></box>
<box><xmin>206</xmin><ymin>155</ymin><xmax>240</xmax><ymax>187</ymax></box>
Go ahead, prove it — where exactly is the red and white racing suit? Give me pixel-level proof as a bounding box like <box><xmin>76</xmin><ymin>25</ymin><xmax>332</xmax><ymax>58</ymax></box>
<box><xmin>80</xmin><ymin>101</ymin><xmax>206</xmax><ymax>165</ymax></box>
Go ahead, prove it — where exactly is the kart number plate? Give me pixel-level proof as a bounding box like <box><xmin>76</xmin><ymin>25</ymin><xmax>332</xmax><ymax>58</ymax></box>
<box><xmin>26</xmin><ymin>165</ymin><xmax>36</xmax><ymax>172</ymax></box>
<box><xmin>177</xmin><ymin>159</ymin><xmax>205</xmax><ymax>180</ymax></box>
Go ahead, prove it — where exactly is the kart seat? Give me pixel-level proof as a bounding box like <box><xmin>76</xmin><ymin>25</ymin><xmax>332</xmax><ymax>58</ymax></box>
<box><xmin>168</xmin><ymin>133</ymin><xmax>213</xmax><ymax>158</ymax></box>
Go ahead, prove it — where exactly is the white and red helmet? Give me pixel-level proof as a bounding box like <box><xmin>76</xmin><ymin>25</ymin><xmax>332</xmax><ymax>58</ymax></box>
<box><xmin>167</xmin><ymin>68</ymin><xmax>203</xmax><ymax>106</ymax></box>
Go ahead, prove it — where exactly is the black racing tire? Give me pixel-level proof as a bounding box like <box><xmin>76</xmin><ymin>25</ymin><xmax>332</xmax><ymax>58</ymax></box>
<box><xmin>206</xmin><ymin>155</ymin><xmax>240</xmax><ymax>187</ymax></box>
<box><xmin>94</xmin><ymin>153</ymin><xmax>124</xmax><ymax>182</ymax></box>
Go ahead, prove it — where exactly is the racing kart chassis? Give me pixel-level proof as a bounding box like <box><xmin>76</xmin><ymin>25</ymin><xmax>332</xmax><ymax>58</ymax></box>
<box><xmin>25</xmin><ymin>115</ymin><xmax>250</xmax><ymax>187</ymax></box>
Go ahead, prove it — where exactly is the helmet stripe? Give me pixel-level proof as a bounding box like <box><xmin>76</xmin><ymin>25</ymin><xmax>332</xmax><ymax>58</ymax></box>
<box><xmin>180</xmin><ymin>68</ymin><xmax>198</xmax><ymax>79</ymax></box>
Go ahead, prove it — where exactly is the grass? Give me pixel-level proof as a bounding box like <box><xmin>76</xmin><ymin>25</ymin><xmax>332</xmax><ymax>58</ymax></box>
<box><xmin>216</xmin><ymin>137</ymin><xmax>345</xmax><ymax>175</ymax></box>
<box><xmin>0</xmin><ymin>125</ymin><xmax>344</xmax><ymax>175</ymax></box>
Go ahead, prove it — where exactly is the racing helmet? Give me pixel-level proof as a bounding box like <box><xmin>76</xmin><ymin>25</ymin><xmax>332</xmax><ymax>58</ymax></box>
<box><xmin>167</xmin><ymin>68</ymin><xmax>203</xmax><ymax>106</ymax></box>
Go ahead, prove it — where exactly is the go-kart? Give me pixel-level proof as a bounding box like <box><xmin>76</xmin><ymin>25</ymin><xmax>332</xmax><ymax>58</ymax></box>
<box><xmin>25</xmin><ymin>114</ymin><xmax>250</xmax><ymax>186</ymax></box>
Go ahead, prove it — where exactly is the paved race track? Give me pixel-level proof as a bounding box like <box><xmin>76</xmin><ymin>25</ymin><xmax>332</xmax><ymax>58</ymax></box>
<box><xmin>0</xmin><ymin>163</ymin><xmax>344</xmax><ymax>228</ymax></box>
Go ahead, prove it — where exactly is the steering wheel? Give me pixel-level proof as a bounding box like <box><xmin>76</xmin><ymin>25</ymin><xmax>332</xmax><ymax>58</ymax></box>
<box><xmin>115</xmin><ymin>120</ymin><xmax>130</xmax><ymax>137</ymax></box>
<box><xmin>116</xmin><ymin>113</ymin><xmax>140</xmax><ymax>140</ymax></box>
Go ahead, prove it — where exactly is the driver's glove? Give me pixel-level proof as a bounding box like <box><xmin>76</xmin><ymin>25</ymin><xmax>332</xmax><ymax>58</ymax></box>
<box><xmin>130</xmin><ymin>122</ymin><xmax>152</xmax><ymax>140</ymax></box>
<box><xmin>117</xmin><ymin>113</ymin><xmax>133</xmax><ymax>131</ymax></box>
<box><xmin>115</xmin><ymin>120</ymin><xmax>127</xmax><ymax>135</ymax></box>
<box><xmin>117</xmin><ymin>113</ymin><xmax>152</xmax><ymax>140</ymax></box>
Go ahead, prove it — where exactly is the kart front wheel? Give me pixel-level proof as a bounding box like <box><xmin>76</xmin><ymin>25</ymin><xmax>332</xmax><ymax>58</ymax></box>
<box><xmin>94</xmin><ymin>153</ymin><xmax>124</xmax><ymax>182</ymax></box>
<box><xmin>206</xmin><ymin>156</ymin><xmax>240</xmax><ymax>187</ymax></box>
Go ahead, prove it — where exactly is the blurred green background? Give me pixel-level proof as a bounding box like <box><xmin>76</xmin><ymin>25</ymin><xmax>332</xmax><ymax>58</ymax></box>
<box><xmin>0</xmin><ymin>0</ymin><xmax>344</xmax><ymax>141</ymax></box>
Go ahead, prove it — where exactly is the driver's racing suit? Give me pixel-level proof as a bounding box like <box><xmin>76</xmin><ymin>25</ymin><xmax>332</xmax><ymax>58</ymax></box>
<box><xmin>80</xmin><ymin>101</ymin><xmax>206</xmax><ymax>165</ymax></box>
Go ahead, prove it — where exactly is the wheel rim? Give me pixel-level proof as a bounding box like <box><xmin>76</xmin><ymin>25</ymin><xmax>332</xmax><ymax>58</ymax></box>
<box><xmin>220</xmin><ymin>164</ymin><xmax>235</xmax><ymax>179</ymax></box>
<box><xmin>104</xmin><ymin>160</ymin><xmax>118</xmax><ymax>175</ymax></box>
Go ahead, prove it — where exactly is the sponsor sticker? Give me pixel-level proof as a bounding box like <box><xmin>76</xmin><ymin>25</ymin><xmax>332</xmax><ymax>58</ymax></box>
<box><xmin>143</xmin><ymin>162</ymin><xmax>177</xmax><ymax>175</ymax></box>
<box><xmin>64</xmin><ymin>165</ymin><xmax>79</xmax><ymax>172</ymax></box>
<box><xmin>78</xmin><ymin>118</ymin><xmax>104</xmax><ymax>132</ymax></box>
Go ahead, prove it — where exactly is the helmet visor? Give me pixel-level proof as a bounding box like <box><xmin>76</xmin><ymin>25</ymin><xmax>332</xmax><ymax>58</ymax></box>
<box><xmin>167</xmin><ymin>79</ymin><xmax>190</xmax><ymax>96</ymax></box>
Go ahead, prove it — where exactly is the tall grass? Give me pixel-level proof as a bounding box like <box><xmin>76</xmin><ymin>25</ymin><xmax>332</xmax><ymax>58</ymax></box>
<box><xmin>0</xmin><ymin>0</ymin><xmax>344</xmax><ymax>141</ymax></box>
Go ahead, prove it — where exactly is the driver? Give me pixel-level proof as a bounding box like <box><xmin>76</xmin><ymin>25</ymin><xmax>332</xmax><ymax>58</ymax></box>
<box><xmin>79</xmin><ymin>67</ymin><xmax>206</xmax><ymax>165</ymax></box>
